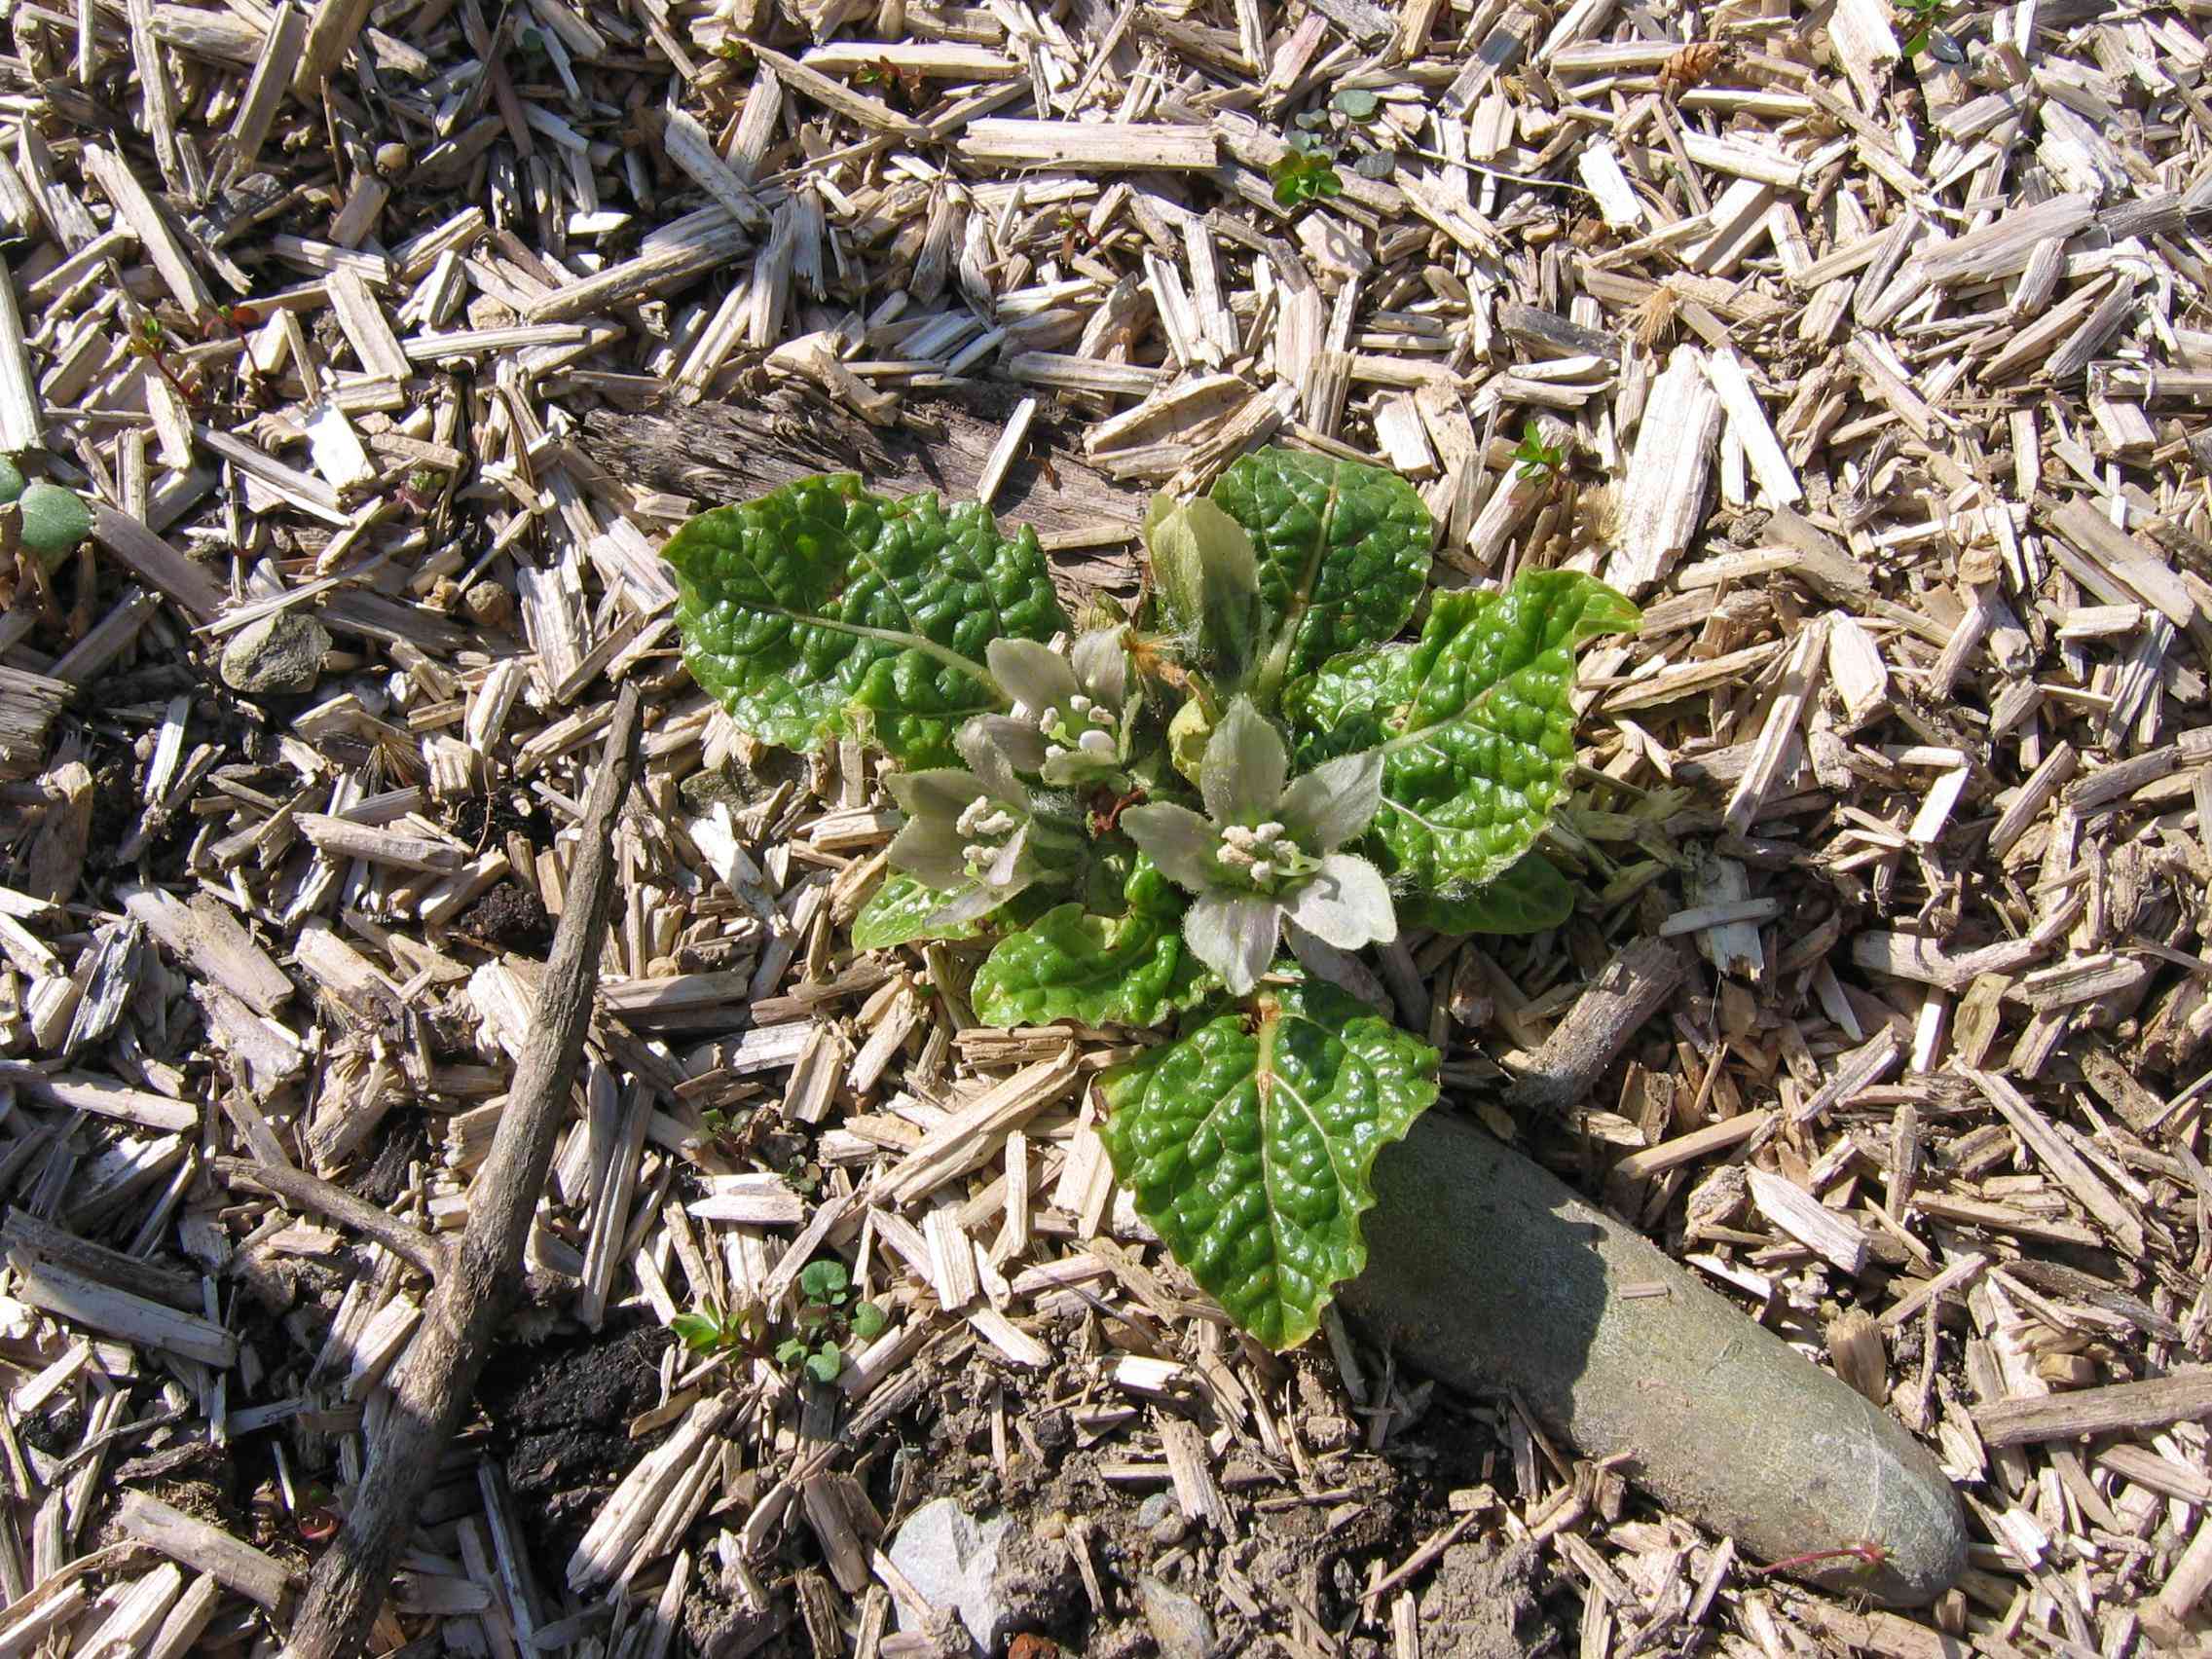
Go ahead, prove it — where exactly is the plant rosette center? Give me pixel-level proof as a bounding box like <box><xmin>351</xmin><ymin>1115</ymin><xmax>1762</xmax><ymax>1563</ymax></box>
<box><xmin>1214</xmin><ymin>819</ymin><xmax>1310</xmax><ymax>893</ymax></box>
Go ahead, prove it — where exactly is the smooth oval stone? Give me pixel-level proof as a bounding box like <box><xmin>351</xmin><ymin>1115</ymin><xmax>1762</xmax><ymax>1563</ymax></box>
<box><xmin>1341</xmin><ymin>1115</ymin><xmax>1968</xmax><ymax>1607</ymax></box>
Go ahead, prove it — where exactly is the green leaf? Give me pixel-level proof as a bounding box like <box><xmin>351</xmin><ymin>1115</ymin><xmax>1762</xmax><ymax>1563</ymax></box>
<box><xmin>797</xmin><ymin>1259</ymin><xmax>849</xmax><ymax>1303</ymax></box>
<box><xmin>852</xmin><ymin>871</ymin><xmax>987</xmax><ymax>949</ymax></box>
<box><xmin>0</xmin><ymin>457</ymin><xmax>24</xmax><ymax>506</ymax></box>
<box><xmin>1101</xmin><ymin>977</ymin><xmax>1438</xmax><ymax>1350</ymax></box>
<box><xmin>775</xmin><ymin>1338</ymin><xmax>809</xmax><ymax>1366</ymax></box>
<box><xmin>1289</xmin><ymin>570</ymin><xmax>1638</xmax><ymax>896</ymax></box>
<box><xmin>851</xmin><ymin>1300</ymin><xmax>887</xmax><ymax>1340</ymax></box>
<box><xmin>970</xmin><ymin>857</ymin><xmax>1215</xmax><ymax>1028</ymax></box>
<box><xmin>805</xmin><ymin>1343</ymin><xmax>843</xmax><ymax>1382</ymax></box>
<box><xmin>1331</xmin><ymin>88</ymin><xmax>1379</xmax><ymax>120</ymax></box>
<box><xmin>1404</xmin><ymin>850</ymin><xmax>1575</xmax><ymax>935</ymax></box>
<box><xmin>664</xmin><ymin>475</ymin><xmax>1068</xmax><ymax>768</ymax></box>
<box><xmin>19</xmin><ymin>482</ymin><xmax>91</xmax><ymax>571</ymax></box>
<box><xmin>1209</xmin><ymin>449</ymin><xmax>1431</xmax><ymax>709</ymax></box>
<box><xmin>670</xmin><ymin>1311</ymin><xmax>723</xmax><ymax>1352</ymax></box>
<box><xmin>1144</xmin><ymin>494</ymin><xmax>1261</xmax><ymax>682</ymax></box>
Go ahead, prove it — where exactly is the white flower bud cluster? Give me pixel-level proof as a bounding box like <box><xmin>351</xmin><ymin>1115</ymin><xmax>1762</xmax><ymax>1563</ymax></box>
<box><xmin>956</xmin><ymin>797</ymin><xmax>1019</xmax><ymax>869</ymax></box>
<box><xmin>1040</xmin><ymin>692</ymin><xmax>1118</xmax><ymax>765</ymax></box>
<box><xmin>1215</xmin><ymin>820</ymin><xmax>1291</xmax><ymax>886</ymax></box>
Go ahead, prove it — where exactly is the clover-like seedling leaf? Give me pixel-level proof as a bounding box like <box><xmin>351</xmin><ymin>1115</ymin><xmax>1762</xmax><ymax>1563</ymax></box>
<box><xmin>1100</xmin><ymin>976</ymin><xmax>1439</xmax><ymax>1350</ymax></box>
<box><xmin>1404</xmin><ymin>849</ymin><xmax>1576</xmax><ymax>935</ymax></box>
<box><xmin>0</xmin><ymin>457</ymin><xmax>24</xmax><ymax>507</ymax></box>
<box><xmin>1208</xmin><ymin>449</ymin><xmax>1431</xmax><ymax>709</ymax></box>
<box><xmin>971</xmin><ymin>857</ymin><xmax>1214</xmax><ymax>1028</ymax></box>
<box><xmin>805</xmin><ymin>1343</ymin><xmax>843</xmax><ymax>1382</ymax></box>
<box><xmin>671</xmin><ymin>1310</ymin><xmax>724</xmax><ymax>1353</ymax></box>
<box><xmin>797</xmin><ymin>1259</ymin><xmax>849</xmax><ymax>1304</ymax></box>
<box><xmin>1289</xmin><ymin>570</ymin><xmax>1639</xmax><ymax>897</ymax></box>
<box><xmin>19</xmin><ymin>482</ymin><xmax>92</xmax><ymax>571</ymax></box>
<box><xmin>663</xmin><ymin>475</ymin><xmax>1068</xmax><ymax>769</ymax></box>
<box><xmin>851</xmin><ymin>1300</ymin><xmax>888</xmax><ymax>1341</ymax></box>
<box><xmin>775</xmin><ymin>1338</ymin><xmax>809</xmax><ymax>1366</ymax></box>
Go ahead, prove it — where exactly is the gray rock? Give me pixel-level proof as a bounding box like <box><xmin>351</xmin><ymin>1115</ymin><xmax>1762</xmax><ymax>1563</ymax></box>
<box><xmin>1136</xmin><ymin>1575</ymin><xmax>1215</xmax><ymax>1659</ymax></box>
<box><xmin>886</xmin><ymin>1496</ymin><xmax>1014</xmax><ymax>1651</ymax></box>
<box><xmin>1341</xmin><ymin>1115</ymin><xmax>1969</xmax><ymax>1607</ymax></box>
<box><xmin>220</xmin><ymin>611</ymin><xmax>331</xmax><ymax>695</ymax></box>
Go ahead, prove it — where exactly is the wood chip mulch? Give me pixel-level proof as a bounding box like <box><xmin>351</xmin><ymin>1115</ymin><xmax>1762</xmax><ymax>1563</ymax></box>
<box><xmin>0</xmin><ymin>0</ymin><xmax>2209</xmax><ymax>1653</ymax></box>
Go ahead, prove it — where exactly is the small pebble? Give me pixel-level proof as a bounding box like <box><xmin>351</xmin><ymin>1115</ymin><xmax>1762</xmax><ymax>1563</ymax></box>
<box><xmin>1137</xmin><ymin>1492</ymin><xmax>1186</xmax><ymax>1546</ymax></box>
<box><xmin>1137</xmin><ymin>1575</ymin><xmax>1215</xmax><ymax>1659</ymax></box>
<box><xmin>464</xmin><ymin>581</ymin><xmax>513</xmax><ymax>628</ymax></box>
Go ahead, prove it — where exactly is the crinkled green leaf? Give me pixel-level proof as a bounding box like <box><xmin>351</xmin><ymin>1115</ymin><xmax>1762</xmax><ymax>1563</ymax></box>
<box><xmin>1405</xmin><ymin>850</ymin><xmax>1575</xmax><ymax>935</ymax></box>
<box><xmin>1209</xmin><ymin>449</ymin><xmax>1430</xmax><ymax>704</ymax></box>
<box><xmin>1289</xmin><ymin>570</ymin><xmax>1639</xmax><ymax>896</ymax></box>
<box><xmin>665</xmin><ymin>475</ymin><xmax>1067</xmax><ymax>768</ymax></box>
<box><xmin>851</xmin><ymin>871</ymin><xmax>987</xmax><ymax>949</ymax></box>
<box><xmin>971</xmin><ymin>858</ymin><xmax>1214</xmax><ymax>1028</ymax></box>
<box><xmin>1100</xmin><ymin>976</ymin><xmax>1439</xmax><ymax>1349</ymax></box>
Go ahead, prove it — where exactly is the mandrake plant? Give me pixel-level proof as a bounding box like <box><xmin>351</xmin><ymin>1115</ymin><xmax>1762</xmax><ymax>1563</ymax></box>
<box><xmin>662</xmin><ymin>448</ymin><xmax>1638</xmax><ymax>1350</ymax></box>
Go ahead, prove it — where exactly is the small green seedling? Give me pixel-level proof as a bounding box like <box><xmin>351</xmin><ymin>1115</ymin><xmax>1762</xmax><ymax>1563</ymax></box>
<box><xmin>1511</xmin><ymin>421</ymin><xmax>1567</xmax><ymax>480</ymax></box>
<box><xmin>0</xmin><ymin>461</ymin><xmax>93</xmax><ymax>572</ymax></box>
<box><xmin>778</xmin><ymin>1259</ymin><xmax>888</xmax><ymax>1382</ymax></box>
<box><xmin>697</xmin><ymin>1104</ymin><xmax>745</xmax><ymax>1153</ymax></box>
<box><xmin>1331</xmin><ymin>88</ymin><xmax>1380</xmax><ymax>121</ymax></box>
<box><xmin>1894</xmin><ymin>0</ymin><xmax>1946</xmax><ymax>55</ymax></box>
<box><xmin>396</xmin><ymin>466</ymin><xmax>444</xmax><ymax>515</ymax></box>
<box><xmin>671</xmin><ymin>1305</ymin><xmax>753</xmax><ymax>1355</ymax></box>
<box><xmin>1271</xmin><ymin>144</ymin><xmax>1344</xmax><ymax>208</ymax></box>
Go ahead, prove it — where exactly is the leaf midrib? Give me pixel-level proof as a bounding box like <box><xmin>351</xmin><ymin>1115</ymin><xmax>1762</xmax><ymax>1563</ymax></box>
<box><xmin>1254</xmin><ymin>466</ymin><xmax>1344</xmax><ymax>708</ymax></box>
<box><xmin>707</xmin><ymin>488</ymin><xmax>1000</xmax><ymax>695</ymax></box>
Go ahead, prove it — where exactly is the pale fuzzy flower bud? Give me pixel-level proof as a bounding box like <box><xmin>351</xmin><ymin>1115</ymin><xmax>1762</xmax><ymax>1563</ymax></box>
<box><xmin>1045</xmin><ymin>743</ymin><xmax>1069</xmax><ymax>760</ymax></box>
<box><xmin>1256</xmin><ymin>821</ymin><xmax>1285</xmax><ymax>840</ymax></box>
<box><xmin>1088</xmin><ymin>705</ymin><xmax>1115</xmax><ymax>727</ymax></box>
<box><xmin>1216</xmin><ymin>842</ymin><xmax>1253</xmax><ymax>868</ymax></box>
<box><xmin>975</xmin><ymin>810</ymin><xmax>1016</xmax><ymax>836</ymax></box>
<box><xmin>1068</xmin><ymin>693</ymin><xmax>1091</xmax><ymax>716</ymax></box>
<box><xmin>956</xmin><ymin>799</ymin><xmax>988</xmax><ymax>835</ymax></box>
<box><xmin>1078</xmin><ymin>728</ymin><xmax>1114</xmax><ymax>757</ymax></box>
<box><xmin>1222</xmin><ymin>825</ymin><xmax>1255</xmax><ymax>848</ymax></box>
<box><xmin>1247</xmin><ymin>861</ymin><xmax>1274</xmax><ymax>882</ymax></box>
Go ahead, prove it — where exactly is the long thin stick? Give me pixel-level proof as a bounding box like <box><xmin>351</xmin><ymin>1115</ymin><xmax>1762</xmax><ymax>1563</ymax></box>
<box><xmin>280</xmin><ymin>682</ymin><xmax>644</xmax><ymax>1659</ymax></box>
<box><xmin>210</xmin><ymin>1158</ymin><xmax>448</xmax><ymax>1283</ymax></box>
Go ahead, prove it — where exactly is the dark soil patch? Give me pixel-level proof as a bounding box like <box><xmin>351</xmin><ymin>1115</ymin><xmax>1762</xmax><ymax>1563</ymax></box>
<box><xmin>454</xmin><ymin>880</ymin><xmax>553</xmax><ymax>953</ymax></box>
<box><xmin>476</xmin><ymin>1321</ymin><xmax>671</xmax><ymax>1572</ymax></box>
<box><xmin>686</xmin><ymin>1325</ymin><xmax>1527</xmax><ymax>1657</ymax></box>
<box><xmin>445</xmin><ymin>790</ymin><xmax>554</xmax><ymax>851</ymax></box>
